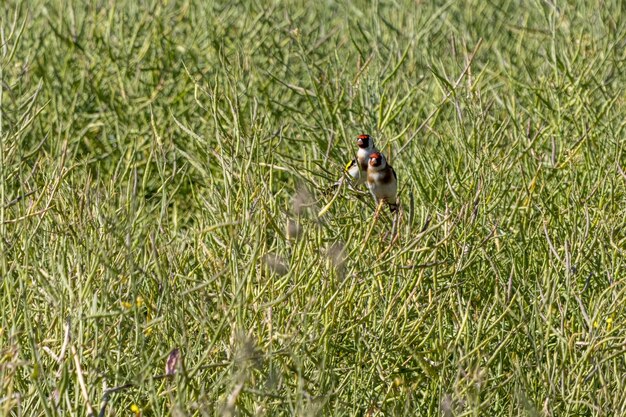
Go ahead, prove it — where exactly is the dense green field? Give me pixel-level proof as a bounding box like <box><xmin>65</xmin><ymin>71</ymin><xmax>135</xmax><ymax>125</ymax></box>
<box><xmin>2</xmin><ymin>1</ymin><xmax>626</xmax><ymax>415</ymax></box>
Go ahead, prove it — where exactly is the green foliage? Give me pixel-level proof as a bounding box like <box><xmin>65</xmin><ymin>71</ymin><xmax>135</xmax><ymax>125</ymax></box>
<box><xmin>2</xmin><ymin>0</ymin><xmax>626</xmax><ymax>415</ymax></box>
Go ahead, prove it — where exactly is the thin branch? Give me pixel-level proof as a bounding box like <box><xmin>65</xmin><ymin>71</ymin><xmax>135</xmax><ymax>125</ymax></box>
<box><xmin>72</xmin><ymin>345</ymin><xmax>94</xmax><ymax>417</ymax></box>
<box><xmin>3</xmin><ymin>189</ymin><xmax>36</xmax><ymax>209</ymax></box>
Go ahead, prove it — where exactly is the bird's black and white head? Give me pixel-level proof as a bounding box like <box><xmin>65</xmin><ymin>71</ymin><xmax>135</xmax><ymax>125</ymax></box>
<box><xmin>356</xmin><ymin>134</ymin><xmax>374</xmax><ymax>151</ymax></box>
<box><xmin>368</xmin><ymin>152</ymin><xmax>387</xmax><ymax>171</ymax></box>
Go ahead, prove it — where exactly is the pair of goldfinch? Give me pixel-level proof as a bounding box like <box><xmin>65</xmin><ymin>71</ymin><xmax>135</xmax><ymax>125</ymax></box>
<box><xmin>335</xmin><ymin>134</ymin><xmax>398</xmax><ymax>213</ymax></box>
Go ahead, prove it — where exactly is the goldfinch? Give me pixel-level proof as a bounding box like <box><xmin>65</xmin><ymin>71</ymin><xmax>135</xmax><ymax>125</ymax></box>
<box><xmin>366</xmin><ymin>152</ymin><xmax>398</xmax><ymax>213</ymax></box>
<box><xmin>332</xmin><ymin>134</ymin><xmax>378</xmax><ymax>189</ymax></box>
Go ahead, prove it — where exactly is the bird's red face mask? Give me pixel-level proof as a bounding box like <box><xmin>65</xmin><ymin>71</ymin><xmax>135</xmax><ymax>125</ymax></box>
<box><xmin>356</xmin><ymin>134</ymin><xmax>370</xmax><ymax>149</ymax></box>
<box><xmin>369</xmin><ymin>153</ymin><xmax>382</xmax><ymax>167</ymax></box>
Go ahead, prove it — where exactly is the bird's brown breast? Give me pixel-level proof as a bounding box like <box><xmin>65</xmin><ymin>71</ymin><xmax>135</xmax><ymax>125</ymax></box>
<box><xmin>368</xmin><ymin>166</ymin><xmax>395</xmax><ymax>184</ymax></box>
<box><xmin>357</xmin><ymin>155</ymin><xmax>369</xmax><ymax>173</ymax></box>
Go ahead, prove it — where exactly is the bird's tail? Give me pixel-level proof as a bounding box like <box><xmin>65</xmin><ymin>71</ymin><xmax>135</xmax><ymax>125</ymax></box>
<box><xmin>324</xmin><ymin>180</ymin><xmax>342</xmax><ymax>196</ymax></box>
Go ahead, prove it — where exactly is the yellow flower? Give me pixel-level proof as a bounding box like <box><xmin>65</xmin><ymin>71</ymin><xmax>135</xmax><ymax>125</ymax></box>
<box><xmin>136</xmin><ymin>296</ymin><xmax>144</xmax><ymax>307</ymax></box>
<box><xmin>121</xmin><ymin>301</ymin><xmax>132</xmax><ymax>309</ymax></box>
<box><xmin>606</xmin><ymin>317</ymin><xmax>614</xmax><ymax>331</ymax></box>
<box><xmin>130</xmin><ymin>404</ymin><xmax>140</xmax><ymax>415</ymax></box>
